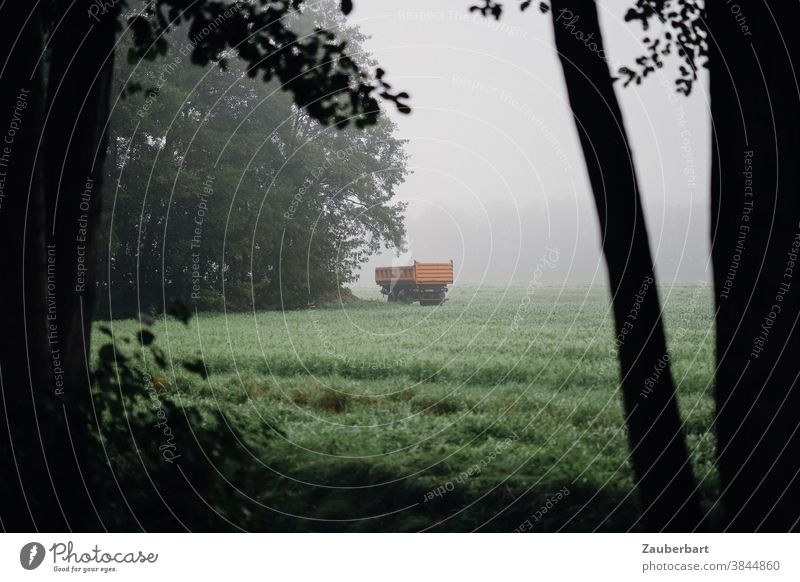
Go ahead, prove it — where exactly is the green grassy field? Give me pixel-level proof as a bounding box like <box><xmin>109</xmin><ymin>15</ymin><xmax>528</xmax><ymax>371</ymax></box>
<box><xmin>97</xmin><ymin>285</ymin><xmax>719</xmax><ymax>531</ymax></box>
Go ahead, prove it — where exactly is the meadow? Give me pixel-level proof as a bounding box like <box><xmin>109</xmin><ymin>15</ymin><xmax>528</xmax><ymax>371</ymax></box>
<box><xmin>96</xmin><ymin>285</ymin><xmax>719</xmax><ymax>531</ymax></box>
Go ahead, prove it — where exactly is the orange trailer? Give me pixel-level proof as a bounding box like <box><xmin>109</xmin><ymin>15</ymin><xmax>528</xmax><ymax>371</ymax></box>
<box><xmin>375</xmin><ymin>260</ymin><xmax>454</xmax><ymax>306</ymax></box>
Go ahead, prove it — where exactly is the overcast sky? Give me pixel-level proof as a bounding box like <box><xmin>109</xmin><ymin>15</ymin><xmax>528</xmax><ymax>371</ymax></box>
<box><xmin>343</xmin><ymin>0</ymin><xmax>710</xmax><ymax>287</ymax></box>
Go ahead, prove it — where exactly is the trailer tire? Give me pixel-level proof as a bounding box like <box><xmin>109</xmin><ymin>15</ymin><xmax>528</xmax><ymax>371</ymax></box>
<box><xmin>397</xmin><ymin>289</ymin><xmax>411</xmax><ymax>304</ymax></box>
<box><xmin>420</xmin><ymin>299</ymin><xmax>443</xmax><ymax>306</ymax></box>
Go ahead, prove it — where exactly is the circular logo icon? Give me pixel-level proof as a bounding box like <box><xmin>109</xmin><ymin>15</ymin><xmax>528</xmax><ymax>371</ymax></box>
<box><xmin>20</xmin><ymin>542</ymin><xmax>46</xmax><ymax>570</ymax></box>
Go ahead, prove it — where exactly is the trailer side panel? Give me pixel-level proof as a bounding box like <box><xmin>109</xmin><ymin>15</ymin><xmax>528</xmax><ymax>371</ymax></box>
<box><xmin>414</xmin><ymin>261</ymin><xmax>454</xmax><ymax>284</ymax></box>
<box><xmin>375</xmin><ymin>266</ymin><xmax>415</xmax><ymax>284</ymax></box>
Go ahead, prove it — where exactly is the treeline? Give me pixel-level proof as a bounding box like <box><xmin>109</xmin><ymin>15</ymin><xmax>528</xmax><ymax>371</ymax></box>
<box><xmin>96</xmin><ymin>9</ymin><xmax>408</xmax><ymax>318</ymax></box>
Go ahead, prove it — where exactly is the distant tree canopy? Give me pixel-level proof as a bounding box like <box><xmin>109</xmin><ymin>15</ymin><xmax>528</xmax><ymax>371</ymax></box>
<box><xmin>98</xmin><ymin>8</ymin><xmax>409</xmax><ymax>317</ymax></box>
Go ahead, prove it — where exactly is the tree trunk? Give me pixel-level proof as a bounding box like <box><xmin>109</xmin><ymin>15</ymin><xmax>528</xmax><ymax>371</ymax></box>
<box><xmin>0</xmin><ymin>2</ymin><xmax>67</xmax><ymax>531</ymax></box>
<box><xmin>39</xmin><ymin>0</ymin><xmax>121</xmax><ymax>531</ymax></box>
<box><xmin>45</xmin><ymin>0</ymin><xmax>116</xmax><ymax>404</ymax></box>
<box><xmin>550</xmin><ymin>0</ymin><xmax>701</xmax><ymax>530</ymax></box>
<box><xmin>0</xmin><ymin>0</ymin><xmax>118</xmax><ymax>531</ymax></box>
<box><xmin>707</xmin><ymin>1</ymin><xmax>800</xmax><ymax>531</ymax></box>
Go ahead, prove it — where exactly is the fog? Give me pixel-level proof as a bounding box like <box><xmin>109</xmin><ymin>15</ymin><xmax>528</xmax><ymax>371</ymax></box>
<box><xmin>347</xmin><ymin>0</ymin><xmax>710</xmax><ymax>287</ymax></box>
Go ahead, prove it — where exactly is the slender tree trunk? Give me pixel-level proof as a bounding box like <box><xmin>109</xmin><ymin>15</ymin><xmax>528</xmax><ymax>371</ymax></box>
<box><xmin>707</xmin><ymin>1</ymin><xmax>800</xmax><ymax>531</ymax></box>
<box><xmin>550</xmin><ymin>0</ymin><xmax>700</xmax><ymax>530</ymax></box>
<box><xmin>0</xmin><ymin>2</ymin><xmax>67</xmax><ymax>531</ymax></box>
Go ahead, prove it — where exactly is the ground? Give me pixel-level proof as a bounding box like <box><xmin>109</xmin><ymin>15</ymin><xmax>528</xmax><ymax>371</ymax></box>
<box><xmin>96</xmin><ymin>285</ymin><xmax>719</xmax><ymax>531</ymax></box>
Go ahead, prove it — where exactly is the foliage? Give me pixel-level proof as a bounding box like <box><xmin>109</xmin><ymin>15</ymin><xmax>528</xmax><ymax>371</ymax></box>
<box><xmin>125</xmin><ymin>0</ymin><xmax>410</xmax><ymax>126</ymax></box>
<box><xmin>470</xmin><ymin>0</ymin><xmax>708</xmax><ymax>95</ymax></box>
<box><xmin>97</xmin><ymin>7</ymin><xmax>409</xmax><ymax>317</ymax></box>
<box><xmin>90</xmin><ymin>305</ymin><xmax>279</xmax><ymax>530</ymax></box>
<box><xmin>619</xmin><ymin>0</ymin><xmax>706</xmax><ymax>95</ymax></box>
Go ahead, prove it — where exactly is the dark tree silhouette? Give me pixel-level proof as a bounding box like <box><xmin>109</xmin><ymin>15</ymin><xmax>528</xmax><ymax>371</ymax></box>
<box><xmin>549</xmin><ymin>0</ymin><xmax>700</xmax><ymax>531</ymax></box>
<box><xmin>0</xmin><ymin>1</ymin><xmax>65</xmax><ymax>532</ymax></box>
<box><xmin>623</xmin><ymin>0</ymin><xmax>800</xmax><ymax>532</ymax></box>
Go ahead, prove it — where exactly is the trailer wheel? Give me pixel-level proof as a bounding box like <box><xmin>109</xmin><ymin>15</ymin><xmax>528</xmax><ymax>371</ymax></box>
<box><xmin>397</xmin><ymin>289</ymin><xmax>411</xmax><ymax>304</ymax></box>
<box><xmin>420</xmin><ymin>299</ymin><xmax>443</xmax><ymax>306</ymax></box>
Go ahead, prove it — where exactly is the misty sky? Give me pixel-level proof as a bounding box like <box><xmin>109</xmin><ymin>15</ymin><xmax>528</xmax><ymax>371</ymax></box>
<box><xmin>344</xmin><ymin>0</ymin><xmax>710</xmax><ymax>287</ymax></box>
